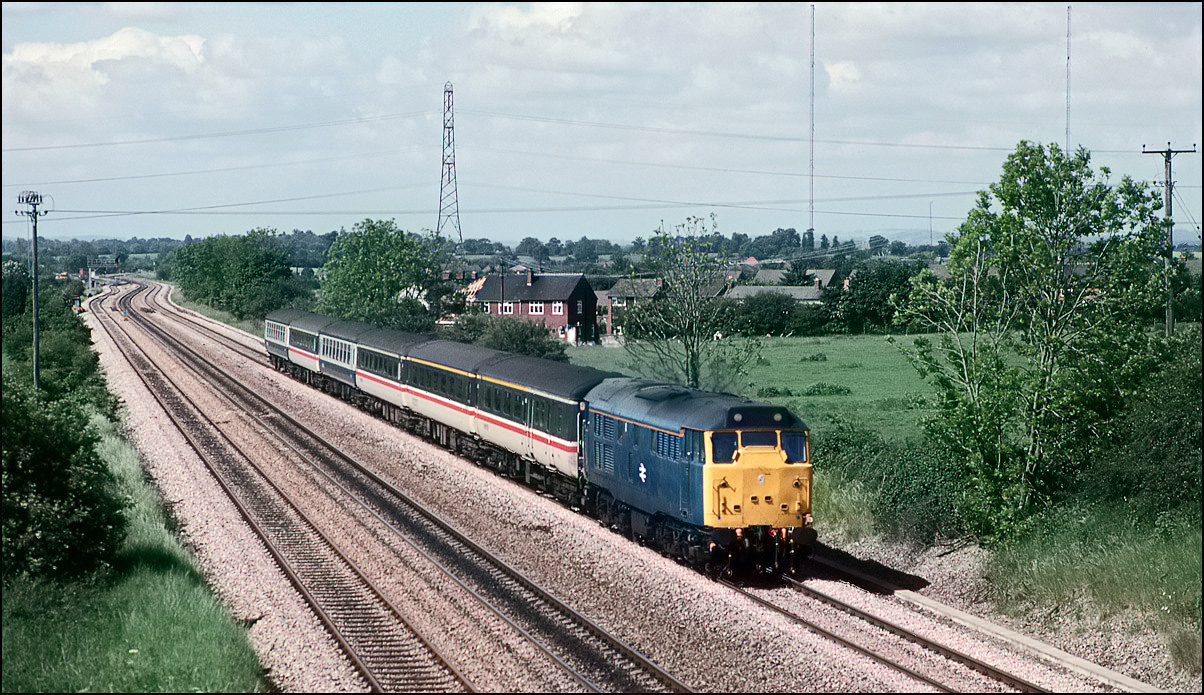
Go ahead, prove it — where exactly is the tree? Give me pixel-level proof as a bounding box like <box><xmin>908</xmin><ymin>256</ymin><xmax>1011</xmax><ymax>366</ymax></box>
<box><xmin>3</xmin><ymin>260</ymin><xmax>29</xmax><ymax>319</ymax></box>
<box><xmin>739</xmin><ymin>291</ymin><xmax>805</xmax><ymax>336</ymax></box>
<box><xmin>826</xmin><ymin>261</ymin><xmax>919</xmax><ymax>333</ymax></box>
<box><xmin>318</xmin><ymin>219</ymin><xmax>449</xmax><ymax>332</ymax></box>
<box><xmin>623</xmin><ymin>215</ymin><xmax>759</xmax><ymax>392</ymax></box>
<box><xmin>892</xmin><ymin>142</ymin><xmax>1166</xmax><ymax>538</ymax></box>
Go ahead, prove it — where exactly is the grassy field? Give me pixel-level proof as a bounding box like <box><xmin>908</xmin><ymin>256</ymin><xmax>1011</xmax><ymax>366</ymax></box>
<box><xmin>567</xmin><ymin>334</ymin><xmax>935</xmax><ymax>443</ymax></box>
<box><xmin>2</xmin><ymin>411</ymin><xmax>266</xmax><ymax>693</ymax></box>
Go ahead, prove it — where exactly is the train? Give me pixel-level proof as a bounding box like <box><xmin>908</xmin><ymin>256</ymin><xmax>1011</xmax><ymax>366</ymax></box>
<box><xmin>264</xmin><ymin>309</ymin><xmax>816</xmax><ymax>575</ymax></box>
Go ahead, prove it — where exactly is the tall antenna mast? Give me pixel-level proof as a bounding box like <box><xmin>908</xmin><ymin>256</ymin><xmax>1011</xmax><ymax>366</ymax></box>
<box><xmin>437</xmin><ymin>81</ymin><xmax>463</xmax><ymax>246</ymax></box>
<box><xmin>809</xmin><ymin>4</ymin><xmax>815</xmax><ymax>238</ymax></box>
<box><xmin>1065</xmin><ymin>5</ymin><xmax>1071</xmax><ymax>152</ymax></box>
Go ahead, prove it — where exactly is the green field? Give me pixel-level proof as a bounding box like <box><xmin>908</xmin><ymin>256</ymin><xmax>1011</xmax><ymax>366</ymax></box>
<box><xmin>567</xmin><ymin>334</ymin><xmax>935</xmax><ymax>443</ymax></box>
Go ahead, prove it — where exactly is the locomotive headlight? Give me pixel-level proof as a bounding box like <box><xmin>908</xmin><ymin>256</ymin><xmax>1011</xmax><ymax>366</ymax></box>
<box><xmin>773</xmin><ymin>413</ymin><xmax>782</xmax><ymax>422</ymax></box>
<box><xmin>733</xmin><ymin>413</ymin><xmax>743</xmax><ymax>422</ymax></box>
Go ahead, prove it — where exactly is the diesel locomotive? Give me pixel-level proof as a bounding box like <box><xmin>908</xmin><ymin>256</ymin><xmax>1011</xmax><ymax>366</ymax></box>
<box><xmin>265</xmin><ymin>309</ymin><xmax>815</xmax><ymax>575</ymax></box>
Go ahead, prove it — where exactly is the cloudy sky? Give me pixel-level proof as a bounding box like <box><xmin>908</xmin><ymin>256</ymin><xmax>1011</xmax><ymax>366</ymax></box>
<box><xmin>3</xmin><ymin>2</ymin><xmax>1201</xmax><ymax>250</ymax></box>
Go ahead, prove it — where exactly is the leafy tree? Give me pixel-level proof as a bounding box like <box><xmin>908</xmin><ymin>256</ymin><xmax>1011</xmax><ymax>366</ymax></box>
<box><xmin>318</xmin><ymin>219</ymin><xmax>449</xmax><ymax>332</ymax></box>
<box><xmin>739</xmin><ymin>291</ymin><xmax>806</xmax><ymax>336</ymax></box>
<box><xmin>892</xmin><ymin>142</ymin><xmax>1167</xmax><ymax>538</ymax></box>
<box><xmin>623</xmin><ymin>215</ymin><xmax>759</xmax><ymax>392</ymax></box>
<box><xmin>3</xmin><ymin>259</ymin><xmax>29</xmax><ymax>319</ymax></box>
<box><xmin>826</xmin><ymin>261</ymin><xmax>919</xmax><ymax>333</ymax></box>
<box><xmin>515</xmin><ymin>236</ymin><xmax>548</xmax><ymax>261</ymax></box>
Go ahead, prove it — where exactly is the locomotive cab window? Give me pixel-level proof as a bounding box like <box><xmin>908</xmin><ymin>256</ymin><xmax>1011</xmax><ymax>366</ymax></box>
<box><xmin>711</xmin><ymin>432</ymin><xmax>737</xmax><ymax>463</ymax></box>
<box><xmin>782</xmin><ymin>431</ymin><xmax>808</xmax><ymax>463</ymax></box>
<box><xmin>742</xmin><ymin>431</ymin><xmax>778</xmax><ymax>448</ymax></box>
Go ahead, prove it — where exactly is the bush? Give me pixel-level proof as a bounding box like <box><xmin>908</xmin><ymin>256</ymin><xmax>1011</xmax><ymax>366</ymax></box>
<box><xmin>2</xmin><ymin>377</ymin><xmax>129</xmax><ymax>578</ymax></box>
<box><xmin>801</xmin><ymin>382</ymin><xmax>851</xmax><ymax>396</ymax></box>
<box><xmin>813</xmin><ymin>417</ymin><xmax>969</xmax><ymax>544</ymax></box>
<box><xmin>1084</xmin><ymin>324</ymin><xmax>1202</xmax><ymax>522</ymax></box>
<box><xmin>443</xmin><ymin>312</ymin><xmax>568</xmax><ymax>361</ymax></box>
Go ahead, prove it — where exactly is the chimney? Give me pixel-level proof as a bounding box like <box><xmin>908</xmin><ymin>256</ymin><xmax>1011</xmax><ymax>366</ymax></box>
<box><xmin>815</xmin><ymin>277</ymin><xmax>821</xmax><ymax>289</ymax></box>
<box><xmin>526</xmin><ymin>269</ymin><xmax>534</xmax><ymax>286</ymax></box>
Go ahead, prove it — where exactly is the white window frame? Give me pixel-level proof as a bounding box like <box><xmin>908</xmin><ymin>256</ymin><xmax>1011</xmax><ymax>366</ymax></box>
<box><xmin>529</xmin><ymin>301</ymin><xmax>544</xmax><ymax>315</ymax></box>
<box><xmin>502</xmin><ymin>301</ymin><xmax>514</xmax><ymax>315</ymax></box>
<box><xmin>552</xmin><ymin>301</ymin><xmax>564</xmax><ymax>315</ymax></box>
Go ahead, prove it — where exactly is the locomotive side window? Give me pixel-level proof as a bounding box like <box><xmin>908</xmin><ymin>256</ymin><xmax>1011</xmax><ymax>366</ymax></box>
<box><xmin>711</xmin><ymin>432</ymin><xmax>737</xmax><ymax>463</ymax></box>
<box><xmin>782</xmin><ymin>431</ymin><xmax>808</xmax><ymax>463</ymax></box>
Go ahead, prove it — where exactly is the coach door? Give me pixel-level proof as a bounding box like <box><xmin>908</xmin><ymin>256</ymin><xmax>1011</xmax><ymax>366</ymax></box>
<box><xmin>531</xmin><ymin>395</ymin><xmax>551</xmax><ymax>465</ymax></box>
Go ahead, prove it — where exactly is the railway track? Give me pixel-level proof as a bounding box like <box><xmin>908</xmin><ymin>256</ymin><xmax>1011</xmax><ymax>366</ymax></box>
<box><xmin>96</xmin><ymin>281</ymin><xmax>691</xmax><ymax>693</ymax></box>
<box><xmin>93</xmin><ymin>284</ymin><xmax>471</xmax><ymax>692</ymax></box>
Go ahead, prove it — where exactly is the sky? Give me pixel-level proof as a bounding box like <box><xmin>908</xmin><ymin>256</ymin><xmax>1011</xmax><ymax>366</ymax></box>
<box><xmin>3</xmin><ymin>2</ymin><xmax>1201</xmax><ymax>251</ymax></box>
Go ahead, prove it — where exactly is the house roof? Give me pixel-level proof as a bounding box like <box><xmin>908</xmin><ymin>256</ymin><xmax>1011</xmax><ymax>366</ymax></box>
<box><xmin>608</xmin><ymin>278</ymin><xmax>661</xmax><ymax>299</ymax></box>
<box><xmin>473</xmin><ymin>273</ymin><xmax>590</xmax><ymax>302</ymax></box>
<box><xmin>754</xmin><ymin>269</ymin><xmax>787</xmax><ymax>285</ymax></box>
<box><xmin>725</xmin><ymin>285</ymin><xmax>822</xmax><ymax>302</ymax></box>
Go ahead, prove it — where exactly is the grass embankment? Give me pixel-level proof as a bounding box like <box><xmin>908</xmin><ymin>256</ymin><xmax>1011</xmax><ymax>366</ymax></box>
<box><xmin>2</xmin><ymin>411</ymin><xmax>265</xmax><ymax>693</ymax></box>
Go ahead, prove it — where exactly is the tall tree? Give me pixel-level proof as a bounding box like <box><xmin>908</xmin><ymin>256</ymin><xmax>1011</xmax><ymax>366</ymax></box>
<box><xmin>623</xmin><ymin>215</ymin><xmax>759</xmax><ymax>391</ymax></box>
<box><xmin>892</xmin><ymin>142</ymin><xmax>1166</xmax><ymax>536</ymax></box>
<box><xmin>318</xmin><ymin>219</ymin><xmax>449</xmax><ymax>332</ymax></box>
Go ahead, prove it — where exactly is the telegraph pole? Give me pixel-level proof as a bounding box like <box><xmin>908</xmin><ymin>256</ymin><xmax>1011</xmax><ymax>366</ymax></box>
<box><xmin>1143</xmin><ymin>143</ymin><xmax>1196</xmax><ymax>337</ymax></box>
<box><xmin>15</xmin><ymin>191</ymin><xmax>48</xmax><ymax>389</ymax></box>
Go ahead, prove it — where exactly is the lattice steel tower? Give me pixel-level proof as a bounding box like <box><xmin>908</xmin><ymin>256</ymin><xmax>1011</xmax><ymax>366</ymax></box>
<box><xmin>437</xmin><ymin>81</ymin><xmax>463</xmax><ymax>245</ymax></box>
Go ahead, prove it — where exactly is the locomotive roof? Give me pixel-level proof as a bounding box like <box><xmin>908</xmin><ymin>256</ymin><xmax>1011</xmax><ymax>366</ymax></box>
<box><xmin>587</xmin><ymin>377</ymin><xmax>807</xmax><ymax>433</ymax></box>
<box><xmin>479</xmin><ymin>354</ymin><xmax>620</xmax><ymax>401</ymax></box>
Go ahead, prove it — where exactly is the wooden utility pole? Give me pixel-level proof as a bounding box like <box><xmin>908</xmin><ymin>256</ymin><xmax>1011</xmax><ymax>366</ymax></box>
<box><xmin>15</xmin><ymin>191</ymin><xmax>49</xmax><ymax>389</ymax></box>
<box><xmin>1142</xmin><ymin>143</ymin><xmax>1196</xmax><ymax>337</ymax></box>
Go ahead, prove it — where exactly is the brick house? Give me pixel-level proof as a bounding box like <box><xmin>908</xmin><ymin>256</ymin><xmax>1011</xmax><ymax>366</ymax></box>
<box><xmin>469</xmin><ymin>270</ymin><xmax>598</xmax><ymax>343</ymax></box>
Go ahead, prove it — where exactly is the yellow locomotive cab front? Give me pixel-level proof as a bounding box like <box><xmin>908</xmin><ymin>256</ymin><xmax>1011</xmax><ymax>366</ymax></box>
<box><xmin>703</xmin><ymin>430</ymin><xmax>812</xmax><ymax>529</ymax></box>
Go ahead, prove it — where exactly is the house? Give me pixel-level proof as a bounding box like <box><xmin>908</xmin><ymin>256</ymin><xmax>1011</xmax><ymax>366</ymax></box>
<box><xmin>468</xmin><ymin>270</ymin><xmax>598</xmax><ymax>343</ymax></box>
<box><xmin>603</xmin><ymin>278</ymin><xmax>662</xmax><ymax>336</ymax></box>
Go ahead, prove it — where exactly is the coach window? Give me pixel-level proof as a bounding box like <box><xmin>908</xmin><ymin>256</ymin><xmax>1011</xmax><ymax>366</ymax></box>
<box><xmin>711</xmin><ymin>432</ymin><xmax>737</xmax><ymax>463</ymax></box>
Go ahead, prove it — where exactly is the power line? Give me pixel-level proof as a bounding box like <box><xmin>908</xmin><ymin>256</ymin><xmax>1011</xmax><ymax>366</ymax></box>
<box><xmin>2</xmin><ymin>110</ymin><xmax>436</xmax><ymax>152</ymax></box>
